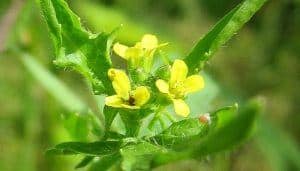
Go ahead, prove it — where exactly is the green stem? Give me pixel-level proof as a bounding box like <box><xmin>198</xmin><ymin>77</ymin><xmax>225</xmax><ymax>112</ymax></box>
<box><xmin>120</xmin><ymin>110</ymin><xmax>142</xmax><ymax>137</ymax></box>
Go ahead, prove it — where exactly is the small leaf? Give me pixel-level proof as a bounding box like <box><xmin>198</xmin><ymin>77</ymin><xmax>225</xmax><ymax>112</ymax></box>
<box><xmin>75</xmin><ymin>156</ymin><xmax>94</xmax><ymax>169</ymax></box>
<box><xmin>46</xmin><ymin>141</ymin><xmax>121</xmax><ymax>156</ymax></box>
<box><xmin>184</xmin><ymin>0</ymin><xmax>268</xmax><ymax>73</ymax></box>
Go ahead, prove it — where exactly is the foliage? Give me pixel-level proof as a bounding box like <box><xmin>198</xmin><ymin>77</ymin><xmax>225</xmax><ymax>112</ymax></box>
<box><xmin>34</xmin><ymin>0</ymin><xmax>269</xmax><ymax>170</ymax></box>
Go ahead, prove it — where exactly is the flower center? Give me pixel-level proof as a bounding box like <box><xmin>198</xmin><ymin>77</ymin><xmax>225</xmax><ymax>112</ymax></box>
<box><xmin>170</xmin><ymin>81</ymin><xmax>185</xmax><ymax>98</ymax></box>
<box><xmin>128</xmin><ymin>96</ymin><xmax>135</xmax><ymax>106</ymax></box>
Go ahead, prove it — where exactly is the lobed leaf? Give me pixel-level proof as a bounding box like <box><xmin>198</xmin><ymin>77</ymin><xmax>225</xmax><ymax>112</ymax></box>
<box><xmin>184</xmin><ymin>0</ymin><xmax>268</xmax><ymax>74</ymax></box>
<box><xmin>39</xmin><ymin>0</ymin><xmax>115</xmax><ymax>94</ymax></box>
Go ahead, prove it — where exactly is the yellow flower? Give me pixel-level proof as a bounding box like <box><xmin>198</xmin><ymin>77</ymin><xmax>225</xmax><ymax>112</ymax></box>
<box><xmin>155</xmin><ymin>60</ymin><xmax>204</xmax><ymax>117</ymax></box>
<box><xmin>113</xmin><ymin>34</ymin><xmax>166</xmax><ymax>69</ymax></box>
<box><xmin>105</xmin><ymin>68</ymin><xmax>150</xmax><ymax>109</ymax></box>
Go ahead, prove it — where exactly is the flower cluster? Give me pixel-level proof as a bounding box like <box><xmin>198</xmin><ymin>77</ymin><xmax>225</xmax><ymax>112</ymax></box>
<box><xmin>105</xmin><ymin>34</ymin><xmax>205</xmax><ymax>117</ymax></box>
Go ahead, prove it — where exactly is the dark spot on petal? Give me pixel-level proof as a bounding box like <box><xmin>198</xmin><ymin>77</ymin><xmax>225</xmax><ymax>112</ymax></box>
<box><xmin>128</xmin><ymin>96</ymin><xmax>135</xmax><ymax>106</ymax></box>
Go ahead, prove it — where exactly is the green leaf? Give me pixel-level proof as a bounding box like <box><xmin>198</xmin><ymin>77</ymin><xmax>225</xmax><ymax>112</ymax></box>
<box><xmin>46</xmin><ymin>141</ymin><xmax>121</xmax><ymax>156</ymax></box>
<box><xmin>190</xmin><ymin>99</ymin><xmax>261</xmax><ymax>157</ymax></box>
<box><xmin>184</xmin><ymin>0</ymin><xmax>268</xmax><ymax>73</ymax></box>
<box><xmin>150</xmin><ymin>118</ymin><xmax>209</xmax><ymax>149</ymax></box>
<box><xmin>151</xmin><ymin>100</ymin><xmax>261</xmax><ymax>167</ymax></box>
<box><xmin>75</xmin><ymin>156</ymin><xmax>94</xmax><ymax>169</ymax></box>
<box><xmin>211</xmin><ymin>103</ymin><xmax>238</xmax><ymax>131</ymax></box>
<box><xmin>39</xmin><ymin>0</ymin><xmax>114</xmax><ymax>94</ymax></box>
<box><xmin>120</xmin><ymin>141</ymin><xmax>166</xmax><ymax>171</ymax></box>
<box><xmin>89</xmin><ymin>153</ymin><xmax>121</xmax><ymax>171</ymax></box>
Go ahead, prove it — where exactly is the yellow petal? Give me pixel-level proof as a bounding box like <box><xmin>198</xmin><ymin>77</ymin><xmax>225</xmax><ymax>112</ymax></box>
<box><xmin>184</xmin><ymin>75</ymin><xmax>205</xmax><ymax>94</ymax></box>
<box><xmin>108</xmin><ymin>69</ymin><xmax>131</xmax><ymax>100</ymax></box>
<box><xmin>125</xmin><ymin>47</ymin><xmax>142</xmax><ymax>58</ymax></box>
<box><xmin>113</xmin><ymin>43</ymin><xmax>129</xmax><ymax>60</ymax></box>
<box><xmin>131</xmin><ymin>86</ymin><xmax>150</xmax><ymax>106</ymax></box>
<box><xmin>141</xmin><ymin>34</ymin><xmax>158</xmax><ymax>50</ymax></box>
<box><xmin>155</xmin><ymin>79</ymin><xmax>169</xmax><ymax>94</ymax></box>
<box><xmin>105</xmin><ymin>95</ymin><xmax>124</xmax><ymax>108</ymax></box>
<box><xmin>172</xmin><ymin>99</ymin><xmax>190</xmax><ymax>117</ymax></box>
<box><xmin>170</xmin><ymin>59</ymin><xmax>188</xmax><ymax>87</ymax></box>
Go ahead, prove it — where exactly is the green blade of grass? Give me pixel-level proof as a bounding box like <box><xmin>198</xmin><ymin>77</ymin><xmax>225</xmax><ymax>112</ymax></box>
<box><xmin>21</xmin><ymin>53</ymin><xmax>87</xmax><ymax>112</ymax></box>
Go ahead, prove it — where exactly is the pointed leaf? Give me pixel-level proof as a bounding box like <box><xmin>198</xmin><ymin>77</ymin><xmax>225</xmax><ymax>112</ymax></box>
<box><xmin>184</xmin><ymin>0</ymin><xmax>268</xmax><ymax>73</ymax></box>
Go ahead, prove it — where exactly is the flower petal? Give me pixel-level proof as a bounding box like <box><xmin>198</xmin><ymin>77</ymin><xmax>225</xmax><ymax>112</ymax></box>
<box><xmin>113</xmin><ymin>43</ymin><xmax>129</xmax><ymax>60</ymax></box>
<box><xmin>170</xmin><ymin>59</ymin><xmax>188</xmax><ymax>87</ymax></box>
<box><xmin>125</xmin><ymin>47</ymin><xmax>143</xmax><ymax>58</ymax></box>
<box><xmin>184</xmin><ymin>75</ymin><xmax>205</xmax><ymax>94</ymax></box>
<box><xmin>105</xmin><ymin>95</ymin><xmax>124</xmax><ymax>108</ymax></box>
<box><xmin>131</xmin><ymin>86</ymin><xmax>150</xmax><ymax>106</ymax></box>
<box><xmin>108</xmin><ymin>69</ymin><xmax>130</xmax><ymax>100</ymax></box>
<box><xmin>155</xmin><ymin>79</ymin><xmax>169</xmax><ymax>94</ymax></box>
<box><xmin>141</xmin><ymin>34</ymin><xmax>158</xmax><ymax>50</ymax></box>
<box><xmin>172</xmin><ymin>99</ymin><xmax>190</xmax><ymax>117</ymax></box>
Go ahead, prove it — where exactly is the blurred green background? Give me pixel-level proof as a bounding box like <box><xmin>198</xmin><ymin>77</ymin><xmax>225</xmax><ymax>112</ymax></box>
<box><xmin>0</xmin><ymin>0</ymin><xmax>299</xmax><ymax>170</ymax></box>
